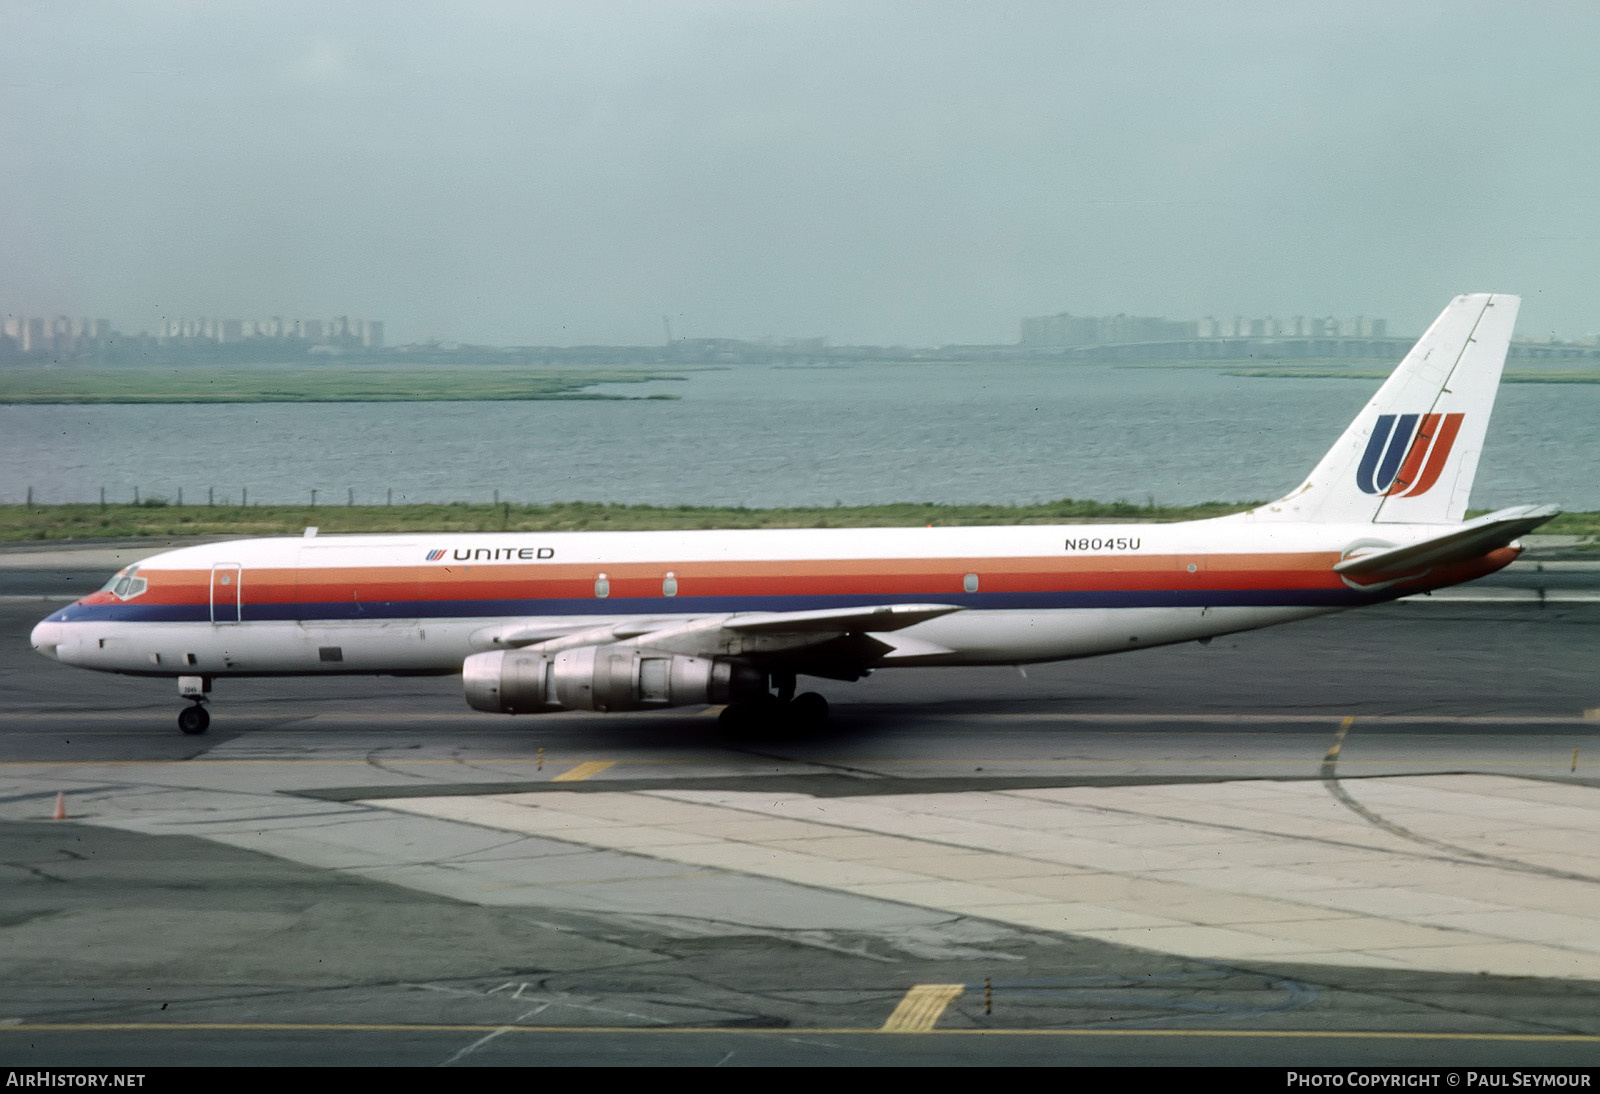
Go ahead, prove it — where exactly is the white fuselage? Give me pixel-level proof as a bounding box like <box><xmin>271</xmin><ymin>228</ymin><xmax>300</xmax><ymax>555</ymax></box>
<box><xmin>29</xmin><ymin>517</ymin><xmax>1515</xmax><ymax>683</ymax></box>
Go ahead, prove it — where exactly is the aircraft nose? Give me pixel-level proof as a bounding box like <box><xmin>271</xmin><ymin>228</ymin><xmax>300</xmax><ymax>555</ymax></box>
<box><xmin>30</xmin><ymin>617</ymin><xmax>63</xmax><ymax>660</ymax></box>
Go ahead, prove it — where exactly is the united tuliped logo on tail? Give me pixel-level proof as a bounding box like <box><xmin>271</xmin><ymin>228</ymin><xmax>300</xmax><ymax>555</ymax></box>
<box><xmin>1355</xmin><ymin>412</ymin><xmax>1465</xmax><ymax>497</ymax></box>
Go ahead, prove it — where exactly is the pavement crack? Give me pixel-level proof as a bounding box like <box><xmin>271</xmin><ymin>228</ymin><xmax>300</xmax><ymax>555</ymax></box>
<box><xmin>1320</xmin><ymin>718</ymin><xmax>1600</xmax><ymax>886</ymax></box>
<box><xmin>9</xmin><ymin>863</ymin><xmax>67</xmax><ymax>882</ymax></box>
<box><xmin>363</xmin><ymin>745</ymin><xmax>436</xmax><ymax>781</ymax></box>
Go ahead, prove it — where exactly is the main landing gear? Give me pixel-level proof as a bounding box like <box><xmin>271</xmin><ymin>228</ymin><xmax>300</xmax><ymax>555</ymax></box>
<box><xmin>177</xmin><ymin>675</ymin><xmax>211</xmax><ymax>736</ymax></box>
<box><xmin>717</xmin><ymin>671</ymin><xmax>830</xmax><ymax>734</ymax></box>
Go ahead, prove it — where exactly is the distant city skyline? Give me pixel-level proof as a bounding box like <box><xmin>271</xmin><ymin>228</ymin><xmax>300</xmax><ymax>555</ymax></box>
<box><xmin>12</xmin><ymin>301</ymin><xmax>1600</xmax><ymax>356</ymax></box>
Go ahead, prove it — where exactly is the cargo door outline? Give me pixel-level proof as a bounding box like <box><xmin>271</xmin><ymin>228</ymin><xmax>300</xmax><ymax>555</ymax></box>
<box><xmin>210</xmin><ymin>563</ymin><xmax>242</xmax><ymax>624</ymax></box>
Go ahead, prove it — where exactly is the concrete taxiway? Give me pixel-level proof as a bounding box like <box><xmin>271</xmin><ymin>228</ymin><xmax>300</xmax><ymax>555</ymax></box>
<box><xmin>3</xmin><ymin>544</ymin><xmax>1600</xmax><ymax>1066</ymax></box>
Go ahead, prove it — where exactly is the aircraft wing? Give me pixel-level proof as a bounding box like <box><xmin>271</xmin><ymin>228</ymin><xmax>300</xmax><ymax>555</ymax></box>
<box><xmin>471</xmin><ymin>602</ymin><xmax>964</xmax><ymax>677</ymax></box>
<box><xmin>471</xmin><ymin>618</ymin><xmax>684</xmax><ymax>649</ymax></box>
<box><xmin>723</xmin><ymin>603</ymin><xmax>963</xmax><ymax>634</ymax></box>
<box><xmin>1334</xmin><ymin>504</ymin><xmax>1559</xmax><ymax>576</ymax></box>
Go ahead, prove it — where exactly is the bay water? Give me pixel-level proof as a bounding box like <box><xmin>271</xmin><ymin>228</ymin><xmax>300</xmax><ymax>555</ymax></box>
<box><xmin>1</xmin><ymin>363</ymin><xmax>1592</xmax><ymax>511</ymax></box>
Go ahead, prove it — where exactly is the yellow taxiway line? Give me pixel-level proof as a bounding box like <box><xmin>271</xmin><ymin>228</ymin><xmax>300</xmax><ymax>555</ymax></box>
<box><xmin>549</xmin><ymin>760</ymin><xmax>617</xmax><ymax>783</ymax></box>
<box><xmin>880</xmin><ymin>985</ymin><xmax>965</xmax><ymax>1032</ymax></box>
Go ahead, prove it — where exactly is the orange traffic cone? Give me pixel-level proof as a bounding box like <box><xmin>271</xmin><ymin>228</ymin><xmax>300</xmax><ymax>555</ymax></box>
<box><xmin>52</xmin><ymin>792</ymin><xmax>66</xmax><ymax>820</ymax></box>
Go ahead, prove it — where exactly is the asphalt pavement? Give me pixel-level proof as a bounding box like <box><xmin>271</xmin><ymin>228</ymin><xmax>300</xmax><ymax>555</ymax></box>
<box><xmin>3</xmin><ymin>550</ymin><xmax>1600</xmax><ymax>1067</ymax></box>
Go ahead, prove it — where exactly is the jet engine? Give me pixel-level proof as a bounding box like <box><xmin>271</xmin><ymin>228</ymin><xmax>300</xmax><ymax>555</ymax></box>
<box><xmin>462</xmin><ymin>646</ymin><xmax>767</xmax><ymax>714</ymax></box>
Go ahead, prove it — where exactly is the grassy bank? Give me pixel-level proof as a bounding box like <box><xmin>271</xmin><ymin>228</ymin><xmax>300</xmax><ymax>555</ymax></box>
<box><xmin>0</xmin><ymin>365</ymin><xmax>684</xmax><ymax>403</ymax></box>
<box><xmin>1224</xmin><ymin>367</ymin><xmax>1600</xmax><ymax>383</ymax></box>
<box><xmin>2</xmin><ymin>499</ymin><xmax>1596</xmax><ymax>542</ymax></box>
<box><xmin>1</xmin><ymin>499</ymin><xmax>1256</xmax><ymax>541</ymax></box>
<box><xmin>9</xmin><ymin>360</ymin><xmax>1600</xmax><ymax>405</ymax></box>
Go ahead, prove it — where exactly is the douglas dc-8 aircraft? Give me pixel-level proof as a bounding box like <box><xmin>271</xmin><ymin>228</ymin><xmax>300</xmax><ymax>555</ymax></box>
<box><xmin>31</xmin><ymin>294</ymin><xmax>1556</xmax><ymax>735</ymax></box>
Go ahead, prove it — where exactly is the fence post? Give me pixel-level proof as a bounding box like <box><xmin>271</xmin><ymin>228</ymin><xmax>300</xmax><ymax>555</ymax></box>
<box><xmin>310</xmin><ymin>489</ymin><xmax>317</xmax><ymax>508</ymax></box>
<box><xmin>208</xmin><ymin>487</ymin><xmax>214</xmax><ymax>507</ymax></box>
<box><xmin>242</xmin><ymin>486</ymin><xmax>247</xmax><ymax>507</ymax></box>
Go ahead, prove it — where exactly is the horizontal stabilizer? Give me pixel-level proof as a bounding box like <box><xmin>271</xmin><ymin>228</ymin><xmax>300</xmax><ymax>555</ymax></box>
<box><xmin>1333</xmin><ymin>504</ymin><xmax>1559</xmax><ymax>576</ymax></box>
<box><xmin>726</xmin><ymin>603</ymin><xmax>963</xmax><ymax>634</ymax></box>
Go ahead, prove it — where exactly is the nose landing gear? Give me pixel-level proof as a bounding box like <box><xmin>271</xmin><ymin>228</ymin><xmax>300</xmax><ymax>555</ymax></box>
<box><xmin>178</xmin><ymin>703</ymin><xmax>210</xmax><ymax>736</ymax></box>
<box><xmin>177</xmin><ymin>675</ymin><xmax>212</xmax><ymax>736</ymax></box>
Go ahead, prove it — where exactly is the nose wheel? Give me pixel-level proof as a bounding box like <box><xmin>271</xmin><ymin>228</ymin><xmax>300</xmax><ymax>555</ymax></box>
<box><xmin>178</xmin><ymin>702</ymin><xmax>210</xmax><ymax>736</ymax></box>
<box><xmin>176</xmin><ymin>676</ymin><xmax>213</xmax><ymax>735</ymax></box>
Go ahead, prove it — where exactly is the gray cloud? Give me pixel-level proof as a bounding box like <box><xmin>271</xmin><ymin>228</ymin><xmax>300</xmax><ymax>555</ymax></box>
<box><xmin>3</xmin><ymin>1</ymin><xmax>1597</xmax><ymax>344</ymax></box>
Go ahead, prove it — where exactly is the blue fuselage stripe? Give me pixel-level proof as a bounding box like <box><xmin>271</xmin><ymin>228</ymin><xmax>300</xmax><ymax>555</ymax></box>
<box><xmin>47</xmin><ymin>587</ymin><xmax>1379</xmax><ymax>625</ymax></box>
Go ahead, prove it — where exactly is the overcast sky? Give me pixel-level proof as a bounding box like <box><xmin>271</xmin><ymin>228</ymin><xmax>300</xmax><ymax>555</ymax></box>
<box><xmin>3</xmin><ymin>1</ymin><xmax>1597</xmax><ymax>345</ymax></box>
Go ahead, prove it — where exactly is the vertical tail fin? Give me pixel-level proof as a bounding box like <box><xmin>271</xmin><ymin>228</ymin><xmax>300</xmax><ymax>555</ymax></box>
<box><xmin>1251</xmin><ymin>293</ymin><xmax>1519</xmax><ymax>525</ymax></box>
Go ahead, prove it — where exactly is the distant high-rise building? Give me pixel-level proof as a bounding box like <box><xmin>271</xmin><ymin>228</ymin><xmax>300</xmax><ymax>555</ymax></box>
<box><xmin>1021</xmin><ymin>312</ymin><xmax>1195</xmax><ymax>346</ymax></box>
<box><xmin>1020</xmin><ymin>313</ymin><xmax>1102</xmax><ymax>347</ymax></box>
<box><xmin>1022</xmin><ymin>307</ymin><xmax>1395</xmax><ymax>349</ymax></box>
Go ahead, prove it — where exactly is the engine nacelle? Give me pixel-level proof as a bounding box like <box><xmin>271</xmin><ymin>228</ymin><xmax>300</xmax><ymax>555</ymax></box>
<box><xmin>463</xmin><ymin>646</ymin><xmax>766</xmax><ymax>714</ymax></box>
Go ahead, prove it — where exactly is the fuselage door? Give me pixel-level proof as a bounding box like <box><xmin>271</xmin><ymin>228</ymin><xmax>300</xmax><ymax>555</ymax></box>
<box><xmin>210</xmin><ymin>563</ymin><xmax>242</xmax><ymax>624</ymax></box>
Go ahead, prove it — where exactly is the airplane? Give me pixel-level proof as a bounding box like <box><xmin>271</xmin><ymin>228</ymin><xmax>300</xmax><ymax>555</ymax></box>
<box><xmin>29</xmin><ymin>293</ymin><xmax>1556</xmax><ymax>736</ymax></box>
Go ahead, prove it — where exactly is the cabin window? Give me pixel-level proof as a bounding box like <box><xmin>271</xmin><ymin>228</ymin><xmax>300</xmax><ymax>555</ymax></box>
<box><xmin>594</xmin><ymin>573</ymin><xmax>610</xmax><ymax>598</ymax></box>
<box><xmin>963</xmin><ymin>573</ymin><xmax>979</xmax><ymax>593</ymax></box>
<box><xmin>662</xmin><ymin>572</ymin><xmax>678</xmax><ymax>597</ymax></box>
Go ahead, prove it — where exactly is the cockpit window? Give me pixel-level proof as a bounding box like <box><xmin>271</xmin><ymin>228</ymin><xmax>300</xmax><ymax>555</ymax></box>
<box><xmin>99</xmin><ymin>566</ymin><xmax>148</xmax><ymax>600</ymax></box>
